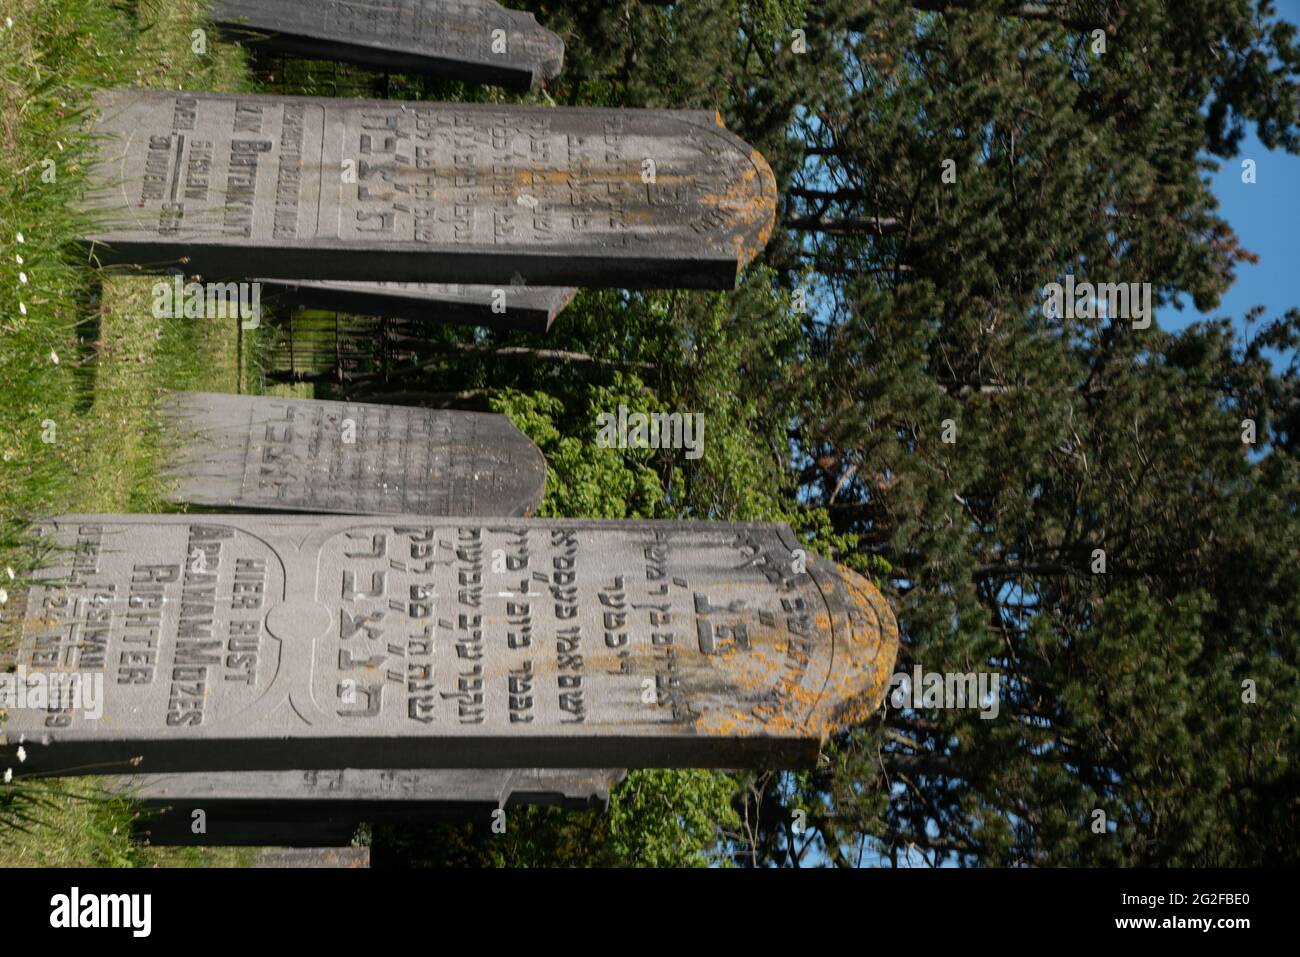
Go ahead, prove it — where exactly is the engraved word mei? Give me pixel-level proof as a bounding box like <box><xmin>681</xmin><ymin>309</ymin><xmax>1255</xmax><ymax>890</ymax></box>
<box><xmin>152</xmin><ymin>275</ymin><xmax>261</xmax><ymax>329</ymax></box>
<box><xmin>595</xmin><ymin>404</ymin><xmax>704</xmax><ymax>460</ymax></box>
<box><xmin>49</xmin><ymin>887</ymin><xmax>151</xmax><ymax>938</ymax></box>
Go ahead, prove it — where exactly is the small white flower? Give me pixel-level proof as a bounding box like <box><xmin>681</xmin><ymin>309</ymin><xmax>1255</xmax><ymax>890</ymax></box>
<box><xmin>5</xmin><ymin>17</ymin><xmax>13</xmax><ymax>30</ymax></box>
<box><xmin>0</xmin><ymin>588</ymin><xmax>7</xmax><ymax>605</ymax></box>
<box><xmin>5</xmin><ymin>567</ymin><xmax>14</xmax><ymax>579</ymax></box>
<box><xmin>3</xmin><ymin>769</ymin><xmax>11</xmax><ymax>784</ymax></box>
<box><xmin>18</xmin><ymin>302</ymin><xmax>25</xmax><ymax>316</ymax></box>
<box><xmin>49</xmin><ymin>350</ymin><xmax>58</xmax><ymax>365</ymax></box>
<box><xmin>18</xmin><ymin>272</ymin><xmax>27</xmax><ymax>285</ymax></box>
<box><xmin>15</xmin><ymin>233</ymin><xmax>24</xmax><ymax>243</ymax></box>
<box><xmin>15</xmin><ymin>254</ymin><xmax>22</xmax><ymax>265</ymax></box>
<box><xmin>16</xmin><ymin>746</ymin><xmax>26</xmax><ymax>763</ymax></box>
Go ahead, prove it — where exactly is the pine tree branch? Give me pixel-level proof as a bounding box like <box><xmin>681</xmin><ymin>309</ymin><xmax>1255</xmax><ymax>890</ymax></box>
<box><xmin>784</xmin><ymin>215</ymin><xmax>904</xmax><ymax>236</ymax></box>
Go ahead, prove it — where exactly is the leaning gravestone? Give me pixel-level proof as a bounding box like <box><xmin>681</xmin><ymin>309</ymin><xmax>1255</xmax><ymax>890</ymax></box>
<box><xmin>160</xmin><ymin>392</ymin><xmax>546</xmax><ymax>517</ymax></box>
<box><xmin>0</xmin><ymin>516</ymin><xmax>898</xmax><ymax>774</ymax></box>
<box><xmin>80</xmin><ymin>90</ymin><xmax>776</xmax><ymax>289</ymax></box>
<box><xmin>212</xmin><ymin>0</ymin><xmax>565</xmax><ymax>92</ymax></box>
<box><xmin>258</xmin><ymin>280</ymin><xmax>575</xmax><ymax>333</ymax></box>
<box><xmin>114</xmin><ymin>768</ymin><xmax>625</xmax><ymax>846</ymax></box>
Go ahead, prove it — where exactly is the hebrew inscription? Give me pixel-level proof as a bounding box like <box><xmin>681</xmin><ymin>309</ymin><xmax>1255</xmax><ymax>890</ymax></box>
<box><xmin>160</xmin><ymin>393</ymin><xmax>546</xmax><ymax>517</ymax></box>
<box><xmin>212</xmin><ymin>0</ymin><xmax>565</xmax><ymax>91</ymax></box>
<box><xmin>80</xmin><ymin>90</ymin><xmax>777</xmax><ymax>289</ymax></box>
<box><xmin>0</xmin><ymin>516</ymin><xmax>898</xmax><ymax>773</ymax></box>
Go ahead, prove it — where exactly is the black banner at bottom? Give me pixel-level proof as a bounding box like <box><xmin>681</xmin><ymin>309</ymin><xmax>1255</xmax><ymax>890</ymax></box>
<box><xmin>4</xmin><ymin>866</ymin><xmax>1276</xmax><ymax>944</ymax></box>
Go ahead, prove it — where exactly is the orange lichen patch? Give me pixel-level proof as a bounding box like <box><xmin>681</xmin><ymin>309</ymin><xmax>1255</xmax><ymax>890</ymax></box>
<box><xmin>693</xmin><ymin>561</ymin><xmax>899</xmax><ymax>744</ymax></box>
<box><xmin>822</xmin><ymin>564</ymin><xmax>900</xmax><ymax>734</ymax></box>
<box><xmin>700</xmin><ymin>146</ymin><xmax>779</xmax><ymax>276</ymax></box>
<box><xmin>700</xmin><ymin>113</ymin><xmax>779</xmax><ymax>272</ymax></box>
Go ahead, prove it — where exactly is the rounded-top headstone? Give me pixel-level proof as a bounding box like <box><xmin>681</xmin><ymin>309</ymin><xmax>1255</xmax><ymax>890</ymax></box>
<box><xmin>0</xmin><ymin>517</ymin><xmax>898</xmax><ymax>773</ymax></box>
<box><xmin>160</xmin><ymin>392</ymin><xmax>547</xmax><ymax>517</ymax></box>
<box><xmin>79</xmin><ymin>90</ymin><xmax>778</xmax><ymax>290</ymax></box>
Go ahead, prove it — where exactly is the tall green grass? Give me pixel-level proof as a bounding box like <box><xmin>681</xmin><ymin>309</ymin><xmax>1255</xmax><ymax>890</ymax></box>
<box><xmin>0</xmin><ymin>0</ymin><xmax>256</xmax><ymax>867</ymax></box>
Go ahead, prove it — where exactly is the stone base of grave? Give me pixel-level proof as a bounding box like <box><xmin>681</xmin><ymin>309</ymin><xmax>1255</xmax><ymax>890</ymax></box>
<box><xmin>119</xmin><ymin>768</ymin><xmax>625</xmax><ymax>847</ymax></box>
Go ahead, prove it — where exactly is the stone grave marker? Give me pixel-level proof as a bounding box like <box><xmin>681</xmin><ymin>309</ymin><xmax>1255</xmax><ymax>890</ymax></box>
<box><xmin>160</xmin><ymin>392</ymin><xmax>546</xmax><ymax>517</ymax></box>
<box><xmin>259</xmin><ymin>280</ymin><xmax>575</xmax><ymax>333</ymax></box>
<box><xmin>80</xmin><ymin>89</ymin><xmax>776</xmax><ymax>289</ymax></box>
<box><xmin>212</xmin><ymin>0</ymin><xmax>565</xmax><ymax>92</ymax></box>
<box><xmin>0</xmin><ymin>515</ymin><xmax>898</xmax><ymax>774</ymax></box>
<box><xmin>114</xmin><ymin>767</ymin><xmax>624</xmax><ymax>846</ymax></box>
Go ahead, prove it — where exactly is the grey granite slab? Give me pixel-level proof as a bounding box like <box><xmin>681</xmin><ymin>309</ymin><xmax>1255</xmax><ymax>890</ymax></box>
<box><xmin>79</xmin><ymin>90</ymin><xmax>777</xmax><ymax>289</ymax></box>
<box><xmin>258</xmin><ymin>280</ymin><xmax>575</xmax><ymax>332</ymax></box>
<box><xmin>159</xmin><ymin>392</ymin><xmax>546</xmax><ymax>517</ymax></box>
<box><xmin>114</xmin><ymin>767</ymin><xmax>623</xmax><ymax>846</ymax></box>
<box><xmin>0</xmin><ymin>516</ymin><xmax>898</xmax><ymax>774</ymax></box>
<box><xmin>212</xmin><ymin>0</ymin><xmax>564</xmax><ymax>91</ymax></box>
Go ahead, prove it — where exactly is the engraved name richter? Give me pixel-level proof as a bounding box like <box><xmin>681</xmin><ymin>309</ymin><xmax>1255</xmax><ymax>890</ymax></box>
<box><xmin>1</xmin><ymin>516</ymin><xmax>897</xmax><ymax>773</ymax></box>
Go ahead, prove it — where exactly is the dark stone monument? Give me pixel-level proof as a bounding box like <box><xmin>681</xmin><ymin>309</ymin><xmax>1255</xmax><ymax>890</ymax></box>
<box><xmin>259</xmin><ymin>280</ymin><xmax>575</xmax><ymax>333</ymax></box>
<box><xmin>80</xmin><ymin>90</ymin><xmax>777</xmax><ymax>289</ymax></box>
<box><xmin>0</xmin><ymin>516</ymin><xmax>897</xmax><ymax>773</ymax></box>
<box><xmin>211</xmin><ymin>0</ymin><xmax>565</xmax><ymax>92</ymax></box>
<box><xmin>160</xmin><ymin>392</ymin><xmax>546</xmax><ymax>517</ymax></box>
<box><xmin>114</xmin><ymin>768</ymin><xmax>624</xmax><ymax>846</ymax></box>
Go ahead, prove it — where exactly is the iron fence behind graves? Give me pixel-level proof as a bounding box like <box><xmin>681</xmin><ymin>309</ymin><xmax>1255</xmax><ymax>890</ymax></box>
<box><xmin>246</xmin><ymin>46</ymin><xmax>486</xmax><ymax>102</ymax></box>
<box><xmin>260</xmin><ymin>310</ymin><xmax>487</xmax><ymax>397</ymax></box>
<box><xmin>261</xmin><ymin>311</ymin><xmax>394</xmax><ymax>391</ymax></box>
<box><xmin>246</xmin><ymin>47</ymin><xmax>395</xmax><ymax>99</ymax></box>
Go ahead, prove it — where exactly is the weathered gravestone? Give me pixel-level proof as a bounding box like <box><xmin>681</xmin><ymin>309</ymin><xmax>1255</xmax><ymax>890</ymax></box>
<box><xmin>212</xmin><ymin>0</ymin><xmax>565</xmax><ymax>92</ymax></box>
<box><xmin>0</xmin><ymin>515</ymin><xmax>898</xmax><ymax>774</ymax></box>
<box><xmin>258</xmin><ymin>280</ymin><xmax>575</xmax><ymax>333</ymax></box>
<box><xmin>114</xmin><ymin>767</ymin><xmax>625</xmax><ymax>846</ymax></box>
<box><xmin>160</xmin><ymin>392</ymin><xmax>546</xmax><ymax>517</ymax></box>
<box><xmin>80</xmin><ymin>90</ymin><xmax>776</xmax><ymax>289</ymax></box>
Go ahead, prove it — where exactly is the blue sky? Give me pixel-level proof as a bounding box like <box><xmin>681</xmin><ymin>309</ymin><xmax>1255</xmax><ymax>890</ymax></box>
<box><xmin>853</xmin><ymin>5</ymin><xmax>1300</xmax><ymax>869</ymax></box>
<box><xmin>1159</xmin><ymin>129</ymin><xmax>1300</xmax><ymax>340</ymax></box>
<box><xmin>1160</xmin><ymin>1</ymin><xmax>1300</xmax><ymax>344</ymax></box>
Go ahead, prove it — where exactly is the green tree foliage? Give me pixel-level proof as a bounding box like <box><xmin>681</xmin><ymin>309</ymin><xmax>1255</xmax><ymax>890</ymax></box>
<box><xmin>373</xmin><ymin>770</ymin><xmax>738</xmax><ymax>867</ymax></box>
<box><xmin>319</xmin><ymin>0</ymin><xmax>1299</xmax><ymax>865</ymax></box>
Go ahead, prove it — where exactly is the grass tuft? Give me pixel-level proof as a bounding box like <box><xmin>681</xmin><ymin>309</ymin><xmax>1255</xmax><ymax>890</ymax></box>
<box><xmin>0</xmin><ymin>0</ymin><xmax>262</xmax><ymax>867</ymax></box>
